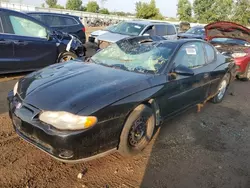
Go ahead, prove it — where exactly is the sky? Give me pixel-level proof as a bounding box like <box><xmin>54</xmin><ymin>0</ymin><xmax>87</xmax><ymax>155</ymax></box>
<box><xmin>15</xmin><ymin>0</ymin><xmax>194</xmax><ymax>17</ymax></box>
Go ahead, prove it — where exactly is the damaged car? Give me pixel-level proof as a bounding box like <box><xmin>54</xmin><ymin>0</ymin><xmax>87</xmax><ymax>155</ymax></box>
<box><xmin>8</xmin><ymin>36</ymin><xmax>237</xmax><ymax>163</ymax></box>
<box><xmin>0</xmin><ymin>8</ymin><xmax>84</xmax><ymax>74</ymax></box>
<box><xmin>205</xmin><ymin>21</ymin><xmax>250</xmax><ymax>81</ymax></box>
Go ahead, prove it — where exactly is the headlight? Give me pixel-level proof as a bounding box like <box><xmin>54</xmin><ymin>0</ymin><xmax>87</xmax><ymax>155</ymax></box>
<box><xmin>39</xmin><ymin>111</ymin><xmax>97</xmax><ymax>130</ymax></box>
<box><xmin>13</xmin><ymin>82</ymin><xmax>19</xmax><ymax>96</ymax></box>
<box><xmin>232</xmin><ymin>52</ymin><xmax>247</xmax><ymax>58</ymax></box>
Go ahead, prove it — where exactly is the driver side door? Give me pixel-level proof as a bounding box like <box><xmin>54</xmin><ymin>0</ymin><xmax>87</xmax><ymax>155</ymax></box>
<box><xmin>160</xmin><ymin>42</ymin><xmax>211</xmax><ymax>118</ymax></box>
<box><xmin>2</xmin><ymin>11</ymin><xmax>57</xmax><ymax>72</ymax></box>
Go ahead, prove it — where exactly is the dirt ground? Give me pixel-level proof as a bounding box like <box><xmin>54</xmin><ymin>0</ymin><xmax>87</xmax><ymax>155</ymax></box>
<box><xmin>0</xmin><ymin>74</ymin><xmax>250</xmax><ymax>188</ymax></box>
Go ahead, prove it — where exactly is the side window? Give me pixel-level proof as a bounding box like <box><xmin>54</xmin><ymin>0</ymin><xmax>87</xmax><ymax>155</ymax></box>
<box><xmin>143</xmin><ymin>25</ymin><xmax>156</xmax><ymax>36</ymax></box>
<box><xmin>43</xmin><ymin>15</ymin><xmax>65</xmax><ymax>27</ymax></box>
<box><xmin>0</xmin><ymin>17</ymin><xmax>3</xmax><ymax>33</ymax></box>
<box><xmin>30</xmin><ymin>14</ymin><xmax>43</xmax><ymax>22</ymax></box>
<box><xmin>174</xmin><ymin>42</ymin><xmax>206</xmax><ymax>69</ymax></box>
<box><xmin>167</xmin><ymin>25</ymin><xmax>176</xmax><ymax>35</ymax></box>
<box><xmin>63</xmin><ymin>17</ymin><xmax>77</xmax><ymax>25</ymax></box>
<box><xmin>155</xmin><ymin>25</ymin><xmax>168</xmax><ymax>36</ymax></box>
<box><xmin>204</xmin><ymin>44</ymin><xmax>215</xmax><ymax>63</ymax></box>
<box><xmin>9</xmin><ymin>15</ymin><xmax>47</xmax><ymax>38</ymax></box>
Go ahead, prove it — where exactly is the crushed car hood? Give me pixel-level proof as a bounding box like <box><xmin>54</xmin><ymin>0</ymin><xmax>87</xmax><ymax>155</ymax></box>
<box><xmin>17</xmin><ymin>61</ymin><xmax>152</xmax><ymax>114</ymax></box>
<box><xmin>96</xmin><ymin>31</ymin><xmax>130</xmax><ymax>43</ymax></box>
<box><xmin>205</xmin><ymin>21</ymin><xmax>250</xmax><ymax>42</ymax></box>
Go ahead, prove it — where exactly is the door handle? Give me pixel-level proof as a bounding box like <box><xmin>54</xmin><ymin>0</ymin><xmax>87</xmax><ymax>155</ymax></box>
<box><xmin>13</xmin><ymin>40</ymin><xmax>28</xmax><ymax>46</ymax></box>
<box><xmin>204</xmin><ymin>73</ymin><xmax>209</xmax><ymax>79</ymax></box>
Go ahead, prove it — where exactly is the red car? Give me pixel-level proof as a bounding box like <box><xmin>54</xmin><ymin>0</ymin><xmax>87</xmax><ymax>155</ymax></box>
<box><xmin>205</xmin><ymin>21</ymin><xmax>250</xmax><ymax>81</ymax></box>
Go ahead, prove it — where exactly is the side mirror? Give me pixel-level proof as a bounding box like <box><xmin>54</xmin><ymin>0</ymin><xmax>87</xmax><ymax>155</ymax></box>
<box><xmin>174</xmin><ymin>64</ymin><xmax>194</xmax><ymax>76</ymax></box>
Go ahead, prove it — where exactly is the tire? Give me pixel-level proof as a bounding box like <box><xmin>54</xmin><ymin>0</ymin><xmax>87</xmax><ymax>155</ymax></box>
<box><xmin>58</xmin><ymin>52</ymin><xmax>78</xmax><ymax>63</ymax></box>
<box><xmin>118</xmin><ymin>104</ymin><xmax>155</xmax><ymax>156</ymax></box>
<box><xmin>240</xmin><ymin>63</ymin><xmax>250</xmax><ymax>81</ymax></box>
<box><xmin>211</xmin><ymin>74</ymin><xmax>230</xmax><ymax>104</ymax></box>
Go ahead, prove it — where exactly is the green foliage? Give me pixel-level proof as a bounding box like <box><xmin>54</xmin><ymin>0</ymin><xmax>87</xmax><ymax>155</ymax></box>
<box><xmin>66</xmin><ymin>0</ymin><xmax>82</xmax><ymax>10</ymax></box>
<box><xmin>232</xmin><ymin>0</ymin><xmax>250</xmax><ymax>26</ymax></box>
<box><xmin>86</xmin><ymin>1</ymin><xmax>100</xmax><ymax>13</ymax></box>
<box><xmin>46</xmin><ymin>0</ymin><xmax>57</xmax><ymax>8</ymax></box>
<box><xmin>135</xmin><ymin>0</ymin><xmax>164</xmax><ymax>20</ymax></box>
<box><xmin>210</xmin><ymin>0</ymin><xmax>233</xmax><ymax>21</ymax></box>
<box><xmin>193</xmin><ymin>0</ymin><xmax>216</xmax><ymax>23</ymax></box>
<box><xmin>80</xmin><ymin>6</ymin><xmax>87</xmax><ymax>11</ymax></box>
<box><xmin>54</xmin><ymin>4</ymin><xmax>64</xmax><ymax>9</ymax></box>
<box><xmin>99</xmin><ymin>8</ymin><xmax>109</xmax><ymax>14</ymax></box>
<box><xmin>177</xmin><ymin>0</ymin><xmax>192</xmax><ymax>22</ymax></box>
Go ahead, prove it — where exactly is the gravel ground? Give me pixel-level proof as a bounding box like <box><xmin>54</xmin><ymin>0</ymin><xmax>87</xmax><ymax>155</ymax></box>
<box><xmin>0</xmin><ymin>75</ymin><xmax>250</xmax><ymax>188</ymax></box>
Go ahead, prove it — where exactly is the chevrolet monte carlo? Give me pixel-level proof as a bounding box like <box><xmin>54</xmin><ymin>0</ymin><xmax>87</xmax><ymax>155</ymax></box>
<box><xmin>8</xmin><ymin>36</ymin><xmax>237</xmax><ymax>162</ymax></box>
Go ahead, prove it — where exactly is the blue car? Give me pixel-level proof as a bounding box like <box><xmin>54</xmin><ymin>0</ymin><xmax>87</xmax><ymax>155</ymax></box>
<box><xmin>178</xmin><ymin>26</ymin><xmax>206</xmax><ymax>40</ymax></box>
<box><xmin>0</xmin><ymin>8</ymin><xmax>84</xmax><ymax>74</ymax></box>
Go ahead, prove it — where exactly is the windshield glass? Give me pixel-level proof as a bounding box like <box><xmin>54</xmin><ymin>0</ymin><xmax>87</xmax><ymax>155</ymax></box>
<box><xmin>110</xmin><ymin>22</ymin><xmax>146</xmax><ymax>36</ymax></box>
<box><xmin>91</xmin><ymin>40</ymin><xmax>177</xmax><ymax>74</ymax></box>
<box><xmin>211</xmin><ymin>38</ymin><xmax>250</xmax><ymax>46</ymax></box>
<box><xmin>104</xmin><ymin>24</ymin><xmax>117</xmax><ymax>32</ymax></box>
<box><xmin>186</xmin><ymin>27</ymin><xmax>205</xmax><ymax>35</ymax></box>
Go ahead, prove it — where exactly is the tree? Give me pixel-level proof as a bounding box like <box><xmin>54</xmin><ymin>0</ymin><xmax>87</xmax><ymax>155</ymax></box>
<box><xmin>210</xmin><ymin>0</ymin><xmax>233</xmax><ymax>21</ymax></box>
<box><xmin>136</xmin><ymin>0</ymin><xmax>164</xmax><ymax>20</ymax></box>
<box><xmin>86</xmin><ymin>1</ymin><xmax>100</xmax><ymax>13</ymax></box>
<box><xmin>54</xmin><ymin>4</ymin><xmax>64</xmax><ymax>9</ymax></box>
<box><xmin>99</xmin><ymin>8</ymin><xmax>109</xmax><ymax>14</ymax></box>
<box><xmin>66</xmin><ymin>0</ymin><xmax>82</xmax><ymax>10</ymax></box>
<box><xmin>232</xmin><ymin>0</ymin><xmax>250</xmax><ymax>26</ymax></box>
<box><xmin>46</xmin><ymin>0</ymin><xmax>57</xmax><ymax>8</ymax></box>
<box><xmin>177</xmin><ymin>0</ymin><xmax>192</xmax><ymax>22</ymax></box>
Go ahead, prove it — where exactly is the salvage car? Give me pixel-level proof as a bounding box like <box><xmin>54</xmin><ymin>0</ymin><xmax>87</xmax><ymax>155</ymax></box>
<box><xmin>178</xmin><ymin>26</ymin><xmax>205</xmax><ymax>40</ymax></box>
<box><xmin>27</xmin><ymin>12</ymin><xmax>86</xmax><ymax>44</ymax></box>
<box><xmin>96</xmin><ymin>20</ymin><xmax>178</xmax><ymax>49</ymax></box>
<box><xmin>8</xmin><ymin>36</ymin><xmax>237</xmax><ymax>163</ymax></box>
<box><xmin>0</xmin><ymin>8</ymin><xmax>84</xmax><ymax>74</ymax></box>
<box><xmin>88</xmin><ymin>24</ymin><xmax>117</xmax><ymax>43</ymax></box>
<box><xmin>205</xmin><ymin>21</ymin><xmax>250</xmax><ymax>81</ymax></box>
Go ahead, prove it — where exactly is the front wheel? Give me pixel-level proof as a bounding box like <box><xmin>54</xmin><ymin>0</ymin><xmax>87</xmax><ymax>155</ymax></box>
<box><xmin>241</xmin><ymin>63</ymin><xmax>250</xmax><ymax>81</ymax></box>
<box><xmin>58</xmin><ymin>52</ymin><xmax>77</xmax><ymax>63</ymax></box>
<box><xmin>211</xmin><ymin>74</ymin><xmax>230</xmax><ymax>103</ymax></box>
<box><xmin>118</xmin><ymin>104</ymin><xmax>155</xmax><ymax>156</ymax></box>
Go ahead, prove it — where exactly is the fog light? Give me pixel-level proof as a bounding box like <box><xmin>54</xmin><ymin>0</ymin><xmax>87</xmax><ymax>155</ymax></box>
<box><xmin>58</xmin><ymin>150</ymin><xmax>74</xmax><ymax>159</ymax></box>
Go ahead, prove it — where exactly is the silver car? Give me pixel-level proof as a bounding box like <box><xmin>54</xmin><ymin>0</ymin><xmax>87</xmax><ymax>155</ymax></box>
<box><xmin>95</xmin><ymin>20</ymin><xmax>177</xmax><ymax>49</ymax></box>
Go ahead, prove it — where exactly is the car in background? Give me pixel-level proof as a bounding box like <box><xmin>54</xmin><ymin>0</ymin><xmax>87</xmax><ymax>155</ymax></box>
<box><xmin>89</xmin><ymin>24</ymin><xmax>117</xmax><ymax>43</ymax></box>
<box><xmin>178</xmin><ymin>26</ymin><xmax>205</xmax><ymax>40</ymax></box>
<box><xmin>96</xmin><ymin>20</ymin><xmax>178</xmax><ymax>49</ymax></box>
<box><xmin>27</xmin><ymin>12</ymin><xmax>86</xmax><ymax>44</ymax></box>
<box><xmin>205</xmin><ymin>21</ymin><xmax>250</xmax><ymax>81</ymax></box>
<box><xmin>0</xmin><ymin>8</ymin><xmax>84</xmax><ymax>74</ymax></box>
<box><xmin>8</xmin><ymin>36</ymin><xmax>236</xmax><ymax>162</ymax></box>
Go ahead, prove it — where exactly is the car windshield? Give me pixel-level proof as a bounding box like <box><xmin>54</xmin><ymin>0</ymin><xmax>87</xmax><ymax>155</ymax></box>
<box><xmin>91</xmin><ymin>40</ymin><xmax>177</xmax><ymax>74</ymax></box>
<box><xmin>104</xmin><ymin>25</ymin><xmax>117</xmax><ymax>32</ymax></box>
<box><xmin>186</xmin><ymin>27</ymin><xmax>205</xmax><ymax>35</ymax></box>
<box><xmin>110</xmin><ymin>22</ymin><xmax>146</xmax><ymax>36</ymax></box>
<box><xmin>211</xmin><ymin>38</ymin><xmax>250</xmax><ymax>46</ymax></box>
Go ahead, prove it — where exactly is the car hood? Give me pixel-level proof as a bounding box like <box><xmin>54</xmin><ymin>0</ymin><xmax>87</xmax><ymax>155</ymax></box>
<box><xmin>17</xmin><ymin>60</ymin><xmax>152</xmax><ymax>114</ymax></box>
<box><xmin>205</xmin><ymin>21</ymin><xmax>250</xmax><ymax>42</ymax></box>
<box><xmin>96</xmin><ymin>31</ymin><xmax>130</xmax><ymax>43</ymax></box>
<box><xmin>91</xmin><ymin>30</ymin><xmax>108</xmax><ymax>37</ymax></box>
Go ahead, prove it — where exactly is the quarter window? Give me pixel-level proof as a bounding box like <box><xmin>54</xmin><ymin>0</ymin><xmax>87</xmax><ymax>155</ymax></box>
<box><xmin>174</xmin><ymin>42</ymin><xmax>206</xmax><ymax>69</ymax></box>
<box><xmin>204</xmin><ymin>44</ymin><xmax>215</xmax><ymax>63</ymax></box>
<box><xmin>155</xmin><ymin>25</ymin><xmax>168</xmax><ymax>36</ymax></box>
<box><xmin>9</xmin><ymin>15</ymin><xmax>47</xmax><ymax>38</ymax></box>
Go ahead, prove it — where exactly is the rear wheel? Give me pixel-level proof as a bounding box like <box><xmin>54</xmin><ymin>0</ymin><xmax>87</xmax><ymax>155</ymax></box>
<box><xmin>241</xmin><ymin>63</ymin><xmax>250</xmax><ymax>81</ymax></box>
<box><xmin>58</xmin><ymin>52</ymin><xmax>77</xmax><ymax>63</ymax></box>
<box><xmin>211</xmin><ymin>74</ymin><xmax>230</xmax><ymax>103</ymax></box>
<box><xmin>118</xmin><ymin>104</ymin><xmax>155</xmax><ymax>156</ymax></box>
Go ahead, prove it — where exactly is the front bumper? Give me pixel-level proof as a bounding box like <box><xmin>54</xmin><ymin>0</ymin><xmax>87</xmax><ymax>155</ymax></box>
<box><xmin>7</xmin><ymin>91</ymin><xmax>116</xmax><ymax>162</ymax></box>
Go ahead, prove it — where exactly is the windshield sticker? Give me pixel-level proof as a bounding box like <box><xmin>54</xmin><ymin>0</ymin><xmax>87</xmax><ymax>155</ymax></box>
<box><xmin>186</xmin><ymin>48</ymin><xmax>197</xmax><ymax>55</ymax></box>
<box><xmin>134</xmin><ymin>25</ymin><xmax>142</xmax><ymax>29</ymax></box>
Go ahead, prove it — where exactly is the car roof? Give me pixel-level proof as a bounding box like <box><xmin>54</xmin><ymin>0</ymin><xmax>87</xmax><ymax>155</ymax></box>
<box><xmin>26</xmin><ymin>11</ymin><xmax>81</xmax><ymax>19</ymax></box>
<box><xmin>126</xmin><ymin>20</ymin><xmax>173</xmax><ymax>26</ymax></box>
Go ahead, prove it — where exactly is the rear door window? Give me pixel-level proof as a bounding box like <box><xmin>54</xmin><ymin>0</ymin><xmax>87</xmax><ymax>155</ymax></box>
<box><xmin>155</xmin><ymin>25</ymin><xmax>168</xmax><ymax>36</ymax></box>
<box><xmin>63</xmin><ymin>17</ymin><xmax>78</xmax><ymax>25</ymax></box>
<box><xmin>167</xmin><ymin>25</ymin><xmax>176</xmax><ymax>35</ymax></box>
<box><xmin>30</xmin><ymin>14</ymin><xmax>43</xmax><ymax>22</ymax></box>
<box><xmin>42</xmin><ymin>15</ymin><xmax>65</xmax><ymax>27</ymax></box>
